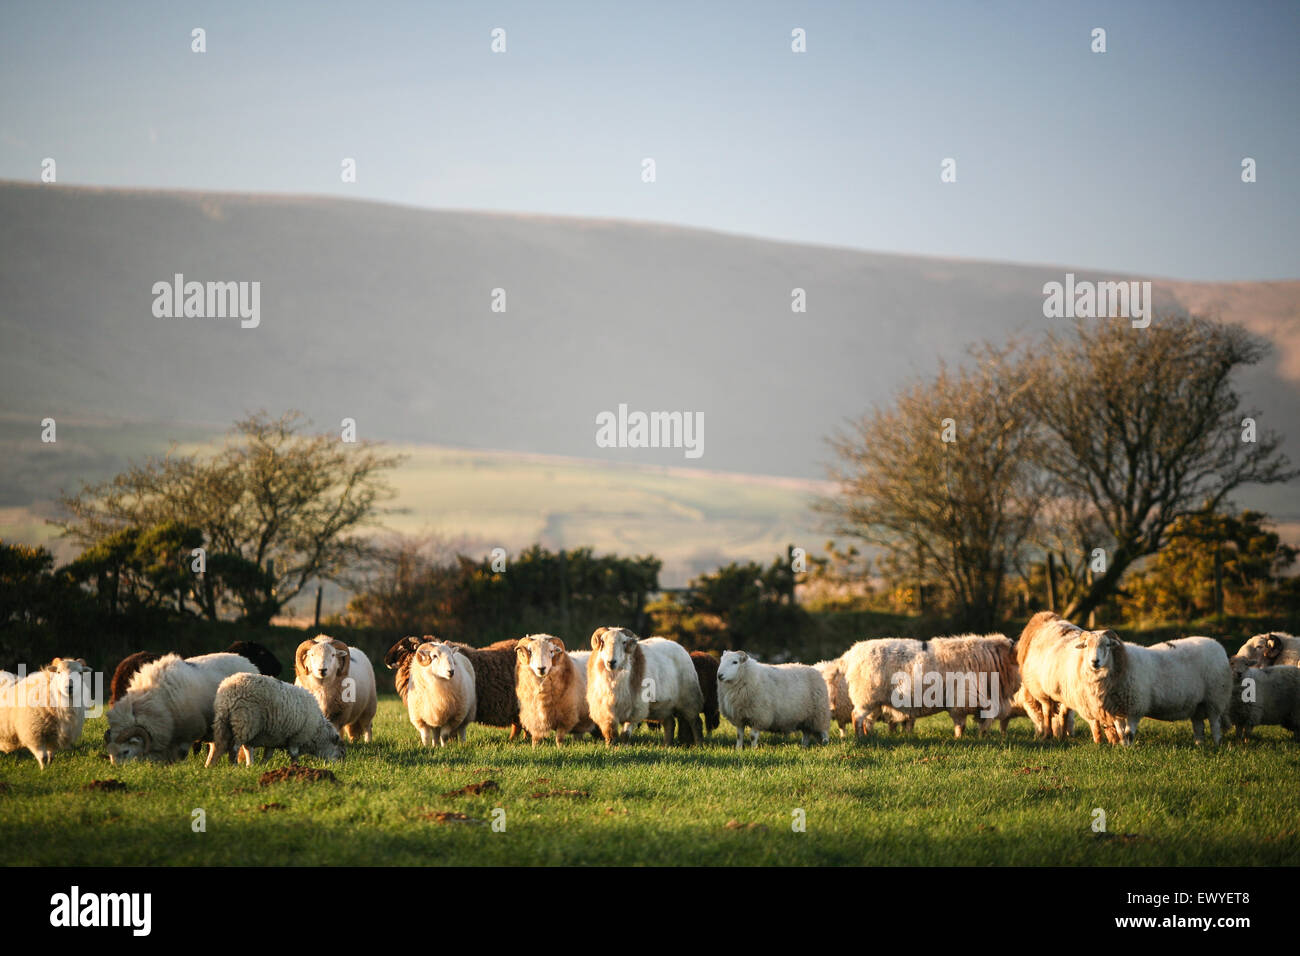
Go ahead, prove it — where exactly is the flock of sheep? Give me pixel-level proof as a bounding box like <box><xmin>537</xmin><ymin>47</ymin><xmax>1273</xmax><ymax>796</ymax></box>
<box><xmin>1</xmin><ymin>612</ymin><xmax>1297</xmax><ymax>770</ymax></box>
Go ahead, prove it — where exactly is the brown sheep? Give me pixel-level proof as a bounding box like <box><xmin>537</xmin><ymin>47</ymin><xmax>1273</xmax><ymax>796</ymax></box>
<box><xmin>514</xmin><ymin>635</ymin><xmax>594</xmax><ymax>746</ymax></box>
<box><xmin>386</xmin><ymin>636</ymin><xmax>523</xmax><ymax>740</ymax></box>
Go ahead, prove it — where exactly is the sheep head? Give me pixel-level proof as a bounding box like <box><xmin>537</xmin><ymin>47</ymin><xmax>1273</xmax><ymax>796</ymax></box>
<box><xmin>592</xmin><ymin>627</ymin><xmax>638</xmax><ymax>672</ymax></box>
<box><xmin>298</xmin><ymin>637</ymin><xmax>351</xmax><ymax>682</ymax></box>
<box><xmin>43</xmin><ymin>657</ymin><xmax>91</xmax><ymax>705</ymax></box>
<box><xmin>1073</xmin><ymin>629</ymin><xmax>1124</xmax><ymax>676</ymax></box>
<box><xmin>717</xmin><ymin>649</ymin><xmax>749</xmax><ymax>684</ymax></box>
<box><xmin>105</xmin><ymin>708</ymin><xmax>153</xmax><ymax>765</ymax></box>
<box><xmin>414</xmin><ymin>641</ymin><xmax>458</xmax><ymax>680</ymax></box>
<box><xmin>517</xmin><ymin>634</ymin><xmax>566</xmax><ymax>680</ymax></box>
<box><xmin>1229</xmin><ymin>656</ymin><xmax>1253</xmax><ymax>684</ymax></box>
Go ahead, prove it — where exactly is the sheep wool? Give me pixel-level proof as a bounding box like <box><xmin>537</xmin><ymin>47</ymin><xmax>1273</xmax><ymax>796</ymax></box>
<box><xmin>1227</xmin><ymin>657</ymin><xmax>1300</xmax><ymax>742</ymax></box>
<box><xmin>0</xmin><ymin>658</ymin><xmax>93</xmax><ymax>769</ymax></box>
<box><xmin>406</xmin><ymin>641</ymin><xmax>477</xmax><ymax>746</ymax></box>
<box><xmin>717</xmin><ymin>651</ymin><xmax>830</xmax><ymax>750</ymax></box>
<box><xmin>1236</xmin><ymin>632</ymin><xmax>1300</xmax><ymax>668</ymax></box>
<box><xmin>206</xmin><ymin>673</ymin><xmax>345</xmax><ymax>766</ymax></box>
<box><xmin>587</xmin><ymin>628</ymin><xmax>703</xmax><ymax>746</ymax></box>
<box><xmin>514</xmin><ymin>634</ymin><xmax>594</xmax><ymax>746</ymax></box>
<box><xmin>294</xmin><ymin>635</ymin><xmax>378</xmax><ymax>743</ymax></box>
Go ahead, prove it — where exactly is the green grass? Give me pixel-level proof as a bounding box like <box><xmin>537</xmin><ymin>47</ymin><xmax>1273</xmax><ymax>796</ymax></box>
<box><xmin>2</xmin><ymin>696</ymin><xmax>1298</xmax><ymax>866</ymax></box>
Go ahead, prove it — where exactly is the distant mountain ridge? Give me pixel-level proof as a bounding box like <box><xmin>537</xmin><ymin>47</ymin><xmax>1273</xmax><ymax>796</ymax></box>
<box><xmin>2</xmin><ymin>181</ymin><xmax>1296</xmax><ymax>518</ymax></box>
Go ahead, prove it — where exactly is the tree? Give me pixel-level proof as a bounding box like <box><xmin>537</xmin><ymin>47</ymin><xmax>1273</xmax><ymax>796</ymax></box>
<box><xmin>55</xmin><ymin>411</ymin><xmax>403</xmax><ymax>624</ymax></box>
<box><xmin>1024</xmin><ymin>316</ymin><xmax>1296</xmax><ymax>621</ymax></box>
<box><xmin>819</xmin><ymin>352</ymin><xmax>1043</xmax><ymax>631</ymax></box>
<box><xmin>1122</xmin><ymin>510</ymin><xmax>1297</xmax><ymax>622</ymax></box>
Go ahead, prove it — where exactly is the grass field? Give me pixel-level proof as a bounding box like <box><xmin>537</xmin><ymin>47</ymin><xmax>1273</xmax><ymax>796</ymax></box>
<box><xmin>2</xmin><ymin>696</ymin><xmax>1298</xmax><ymax>866</ymax></box>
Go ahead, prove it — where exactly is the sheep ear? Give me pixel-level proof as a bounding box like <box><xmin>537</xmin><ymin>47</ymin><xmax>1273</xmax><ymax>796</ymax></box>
<box><xmin>1073</xmin><ymin>641</ymin><xmax>1087</xmax><ymax>649</ymax></box>
<box><xmin>329</xmin><ymin>641</ymin><xmax>351</xmax><ymax>677</ymax></box>
<box><xmin>294</xmin><ymin>640</ymin><xmax>315</xmax><ymax>677</ymax></box>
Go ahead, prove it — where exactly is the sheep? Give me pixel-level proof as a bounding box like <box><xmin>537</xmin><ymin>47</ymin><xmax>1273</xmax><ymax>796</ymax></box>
<box><xmin>205</xmin><ymin>673</ymin><xmax>345</xmax><ymax>766</ymax></box>
<box><xmin>814</xmin><ymin>658</ymin><xmax>852</xmax><ymax>737</ymax></box>
<box><xmin>716</xmin><ymin>651</ymin><xmax>830</xmax><ymax>749</ymax></box>
<box><xmin>386</xmin><ymin>635</ymin><xmax>523</xmax><ymax>739</ymax></box>
<box><xmin>1016</xmin><ymin>612</ymin><xmax>1127</xmax><ymax>743</ymax></box>
<box><xmin>514</xmin><ymin>635</ymin><xmax>595</xmax><ymax>746</ymax></box>
<box><xmin>1236</xmin><ymin>632</ymin><xmax>1300</xmax><ymax>669</ymax></box>
<box><xmin>294</xmin><ymin>635</ymin><xmax>378</xmax><ymax>743</ymax></box>
<box><xmin>643</xmin><ymin>651</ymin><xmax>720</xmax><ymax>740</ymax></box>
<box><xmin>106</xmin><ymin>652</ymin><xmax>258</xmax><ymax>764</ymax></box>
<box><xmin>109</xmin><ymin>641</ymin><xmax>282</xmax><ymax>705</ymax></box>
<box><xmin>587</xmin><ymin>627</ymin><xmax>704</xmax><ymax>746</ymax></box>
<box><xmin>1227</xmin><ymin>657</ymin><xmax>1300</xmax><ymax>742</ymax></box>
<box><xmin>0</xmin><ymin>658</ymin><xmax>93</xmax><ymax>768</ymax></box>
<box><xmin>843</xmin><ymin>634</ymin><xmax>1018</xmax><ymax>739</ymax></box>
<box><xmin>406</xmin><ymin>641</ymin><xmax>476</xmax><ymax>746</ymax></box>
<box><xmin>993</xmin><ymin>685</ymin><xmax>1075</xmax><ymax>736</ymax></box>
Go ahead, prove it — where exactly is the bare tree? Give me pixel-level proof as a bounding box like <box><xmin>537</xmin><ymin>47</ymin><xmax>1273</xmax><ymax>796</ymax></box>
<box><xmin>1024</xmin><ymin>315</ymin><xmax>1295</xmax><ymax>621</ymax></box>
<box><xmin>55</xmin><ymin>411</ymin><xmax>403</xmax><ymax>623</ymax></box>
<box><xmin>819</xmin><ymin>351</ymin><xmax>1044</xmax><ymax>631</ymax></box>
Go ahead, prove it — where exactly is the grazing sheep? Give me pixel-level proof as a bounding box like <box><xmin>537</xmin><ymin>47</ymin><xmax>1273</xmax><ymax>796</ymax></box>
<box><xmin>587</xmin><ymin>627</ymin><xmax>704</xmax><ymax>746</ymax></box>
<box><xmin>294</xmin><ymin>635</ymin><xmax>378</xmax><ymax>743</ymax></box>
<box><xmin>205</xmin><ymin>673</ymin><xmax>345</xmax><ymax>766</ymax></box>
<box><xmin>406</xmin><ymin>641</ymin><xmax>476</xmax><ymax>746</ymax></box>
<box><xmin>814</xmin><ymin>658</ymin><xmax>852</xmax><ymax>737</ymax></box>
<box><xmin>0</xmin><ymin>658</ymin><xmax>93</xmax><ymax>768</ymax></box>
<box><xmin>843</xmin><ymin>634</ymin><xmax>1018</xmax><ymax>738</ymax></box>
<box><xmin>386</xmin><ymin>635</ymin><xmax>523</xmax><ymax>739</ymax></box>
<box><xmin>106</xmin><ymin>652</ymin><xmax>258</xmax><ymax>764</ymax></box>
<box><xmin>110</xmin><ymin>641</ymin><xmax>282</xmax><ymax>705</ymax></box>
<box><xmin>514</xmin><ymin>635</ymin><xmax>595</xmax><ymax>746</ymax></box>
<box><xmin>1226</xmin><ymin>657</ymin><xmax>1300</xmax><ymax>742</ymax></box>
<box><xmin>1236</xmin><ymin>632</ymin><xmax>1300</xmax><ymax>669</ymax></box>
<box><xmin>716</xmin><ymin>651</ymin><xmax>830</xmax><ymax>749</ymax></box>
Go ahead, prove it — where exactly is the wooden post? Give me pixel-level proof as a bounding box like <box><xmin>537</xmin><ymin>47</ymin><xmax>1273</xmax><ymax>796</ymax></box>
<box><xmin>558</xmin><ymin>549</ymin><xmax>570</xmax><ymax>636</ymax></box>
<box><xmin>1213</xmin><ymin>546</ymin><xmax>1224</xmax><ymax>622</ymax></box>
<box><xmin>1086</xmin><ymin>566</ymin><xmax>1095</xmax><ymax>629</ymax></box>
<box><xmin>1045</xmin><ymin>553</ymin><xmax>1057</xmax><ymax>613</ymax></box>
<box><xmin>314</xmin><ymin>584</ymin><xmax>323</xmax><ymax>628</ymax></box>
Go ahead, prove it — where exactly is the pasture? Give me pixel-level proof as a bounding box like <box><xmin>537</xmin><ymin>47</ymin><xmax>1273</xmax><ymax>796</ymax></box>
<box><xmin>2</xmin><ymin>695</ymin><xmax>1297</xmax><ymax>866</ymax></box>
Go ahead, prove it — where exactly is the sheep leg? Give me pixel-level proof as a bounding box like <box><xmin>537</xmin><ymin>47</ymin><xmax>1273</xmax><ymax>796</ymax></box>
<box><xmin>1208</xmin><ymin>709</ymin><xmax>1223</xmax><ymax>746</ymax></box>
<box><xmin>555</xmin><ymin>729</ymin><xmax>566</xmax><ymax>747</ymax></box>
<box><xmin>800</xmin><ymin>731</ymin><xmax>811</xmax><ymax>748</ymax></box>
<box><xmin>735</xmin><ymin>725</ymin><xmax>745</xmax><ymax>751</ymax></box>
<box><xmin>204</xmin><ymin>741</ymin><xmax>223</xmax><ymax>769</ymax></box>
<box><xmin>661</xmin><ymin>718</ymin><xmax>675</xmax><ymax>747</ymax></box>
<box><xmin>951</xmin><ymin>717</ymin><xmax>964</xmax><ymax>739</ymax></box>
<box><xmin>750</xmin><ymin>728</ymin><xmax>760</xmax><ymax>748</ymax></box>
<box><xmin>1191</xmin><ymin>717</ymin><xmax>1206</xmax><ymax>746</ymax></box>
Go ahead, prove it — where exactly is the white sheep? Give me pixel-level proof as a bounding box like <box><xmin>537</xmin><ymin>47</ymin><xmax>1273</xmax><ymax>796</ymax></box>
<box><xmin>0</xmin><ymin>658</ymin><xmax>94</xmax><ymax>769</ymax></box>
<box><xmin>717</xmin><ymin>651</ymin><xmax>830</xmax><ymax>749</ymax></box>
<box><xmin>586</xmin><ymin>627</ymin><xmax>704</xmax><ymax>746</ymax></box>
<box><xmin>1020</xmin><ymin>612</ymin><xmax>1231</xmax><ymax>746</ymax></box>
<box><xmin>205</xmin><ymin>672</ymin><xmax>346</xmax><ymax>766</ymax></box>
<box><xmin>294</xmin><ymin>635</ymin><xmax>378</xmax><ymax>742</ymax></box>
<box><xmin>1227</xmin><ymin>657</ymin><xmax>1300</xmax><ymax>742</ymax></box>
<box><xmin>406</xmin><ymin>641</ymin><xmax>476</xmax><ymax>746</ymax></box>
<box><xmin>843</xmin><ymin>634</ymin><xmax>1018</xmax><ymax>738</ymax></box>
<box><xmin>813</xmin><ymin>658</ymin><xmax>853</xmax><ymax>737</ymax></box>
<box><xmin>1236</xmin><ymin>632</ymin><xmax>1300</xmax><ymax>668</ymax></box>
<box><xmin>106</xmin><ymin>652</ymin><xmax>257</xmax><ymax>764</ymax></box>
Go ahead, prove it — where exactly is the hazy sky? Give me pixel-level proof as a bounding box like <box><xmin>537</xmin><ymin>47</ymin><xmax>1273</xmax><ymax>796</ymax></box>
<box><xmin>2</xmin><ymin>0</ymin><xmax>1296</xmax><ymax>280</ymax></box>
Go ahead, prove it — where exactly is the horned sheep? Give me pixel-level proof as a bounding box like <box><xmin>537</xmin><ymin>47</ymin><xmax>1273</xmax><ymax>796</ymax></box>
<box><xmin>205</xmin><ymin>672</ymin><xmax>345</xmax><ymax>766</ymax></box>
<box><xmin>717</xmin><ymin>651</ymin><xmax>830</xmax><ymax>749</ymax></box>
<box><xmin>106</xmin><ymin>652</ymin><xmax>257</xmax><ymax>764</ymax></box>
<box><xmin>294</xmin><ymin>635</ymin><xmax>377</xmax><ymax>743</ymax></box>
<box><xmin>587</xmin><ymin>628</ymin><xmax>704</xmax><ymax>746</ymax></box>
<box><xmin>406</xmin><ymin>641</ymin><xmax>476</xmax><ymax>746</ymax></box>
<box><xmin>1236</xmin><ymin>632</ymin><xmax>1300</xmax><ymax>669</ymax></box>
<box><xmin>386</xmin><ymin>636</ymin><xmax>522</xmax><ymax>739</ymax></box>
<box><xmin>514</xmin><ymin>635</ymin><xmax>595</xmax><ymax>746</ymax></box>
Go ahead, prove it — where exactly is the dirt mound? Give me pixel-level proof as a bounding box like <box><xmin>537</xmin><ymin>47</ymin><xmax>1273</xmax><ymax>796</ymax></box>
<box><xmin>259</xmin><ymin>767</ymin><xmax>337</xmax><ymax>786</ymax></box>
<box><xmin>443</xmin><ymin>780</ymin><xmax>499</xmax><ymax>798</ymax></box>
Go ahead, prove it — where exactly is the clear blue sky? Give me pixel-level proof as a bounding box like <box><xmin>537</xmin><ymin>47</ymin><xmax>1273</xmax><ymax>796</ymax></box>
<box><xmin>2</xmin><ymin>0</ymin><xmax>1296</xmax><ymax>280</ymax></box>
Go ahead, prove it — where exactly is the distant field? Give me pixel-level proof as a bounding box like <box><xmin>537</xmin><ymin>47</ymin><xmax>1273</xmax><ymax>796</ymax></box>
<box><xmin>1</xmin><ymin>698</ymin><xmax>1296</xmax><ymax>867</ymax></box>
<box><xmin>0</xmin><ymin>417</ymin><xmax>825</xmax><ymax>587</ymax></box>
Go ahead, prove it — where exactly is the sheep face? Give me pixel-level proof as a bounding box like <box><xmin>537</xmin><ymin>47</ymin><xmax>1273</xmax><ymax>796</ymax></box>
<box><xmin>43</xmin><ymin>658</ymin><xmax>90</xmax><ymax>706</ymax></box>
<box><xmin>1238</xmin><ymin>633</ymin><xmax>1284</xmax><ymax>667</ymax></box>
<box><xmin>517</xmin><ymin>635</ymin><xmax>566</xmax><ymax>679</ymax></box>
<box><xmin>1229</xmin><ymin>656</ymin><xmax>1252</xmax><ymax>685</ymax></box>
<box><xmin>385</xmin><ymin>636</ymin><xmax>423</xmax><ymax>670</ymax></box>
<box><xmin>315</xmin><ymin>723</ymin><xmax>346</xmax><ymax>761</ymax></box>
<box><xmin>1074</xmin><ymin>629</ymin><xmax>1122</xmax><ymax>674</ymax></box>
<box><xmin>415</xmin><ymin>642</ymin><xmax>458</xmax><ymax>680</ymax></box>
<box><xmin>106</xmin><ymin>728</ymin><xmax>150</xmax><ymax>765</ymax></box>
<box><xmin>302</xmin><ymin>640</ymin><xmax>350</xmax><ymax>682</ymax></box>
<box><xmin>592</xmin><ymin>627</ymin><xmax>638</xmax><ymax>672</ymax></box>
<box><xmin>717</xmin><ymin>650</ymin><xmax>749</xmax><ymax>684</ymax></box>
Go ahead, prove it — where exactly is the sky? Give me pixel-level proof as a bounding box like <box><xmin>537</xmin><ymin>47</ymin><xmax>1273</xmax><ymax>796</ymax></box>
<box><xmin>1</xmin><ymin>0</ymin><xmax>1297</xmax><ymax>281</ymax></box>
